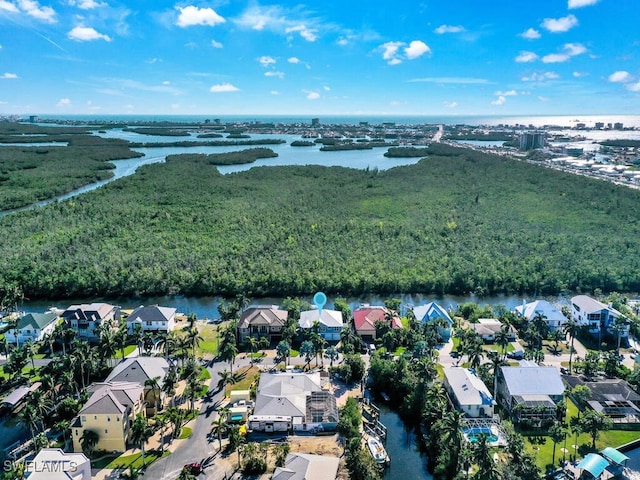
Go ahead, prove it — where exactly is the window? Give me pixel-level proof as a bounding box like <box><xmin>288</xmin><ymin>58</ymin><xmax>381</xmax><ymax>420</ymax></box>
<box><xmin>116</xmin><ymin>417</ymin><xmax>120</xmax><ymax>422</ymax></box>
<box><xmin>146</xmin><ymin>321</ymin><xmax>153</xmax><ymax>326</ymax></box>
<box><xmin>81</xmin><ymin>416</ymin><xmax>86</xmax><ymax>422</ymax></box>
<box><xmin>94</xmin><ymin>415</ymin><xmax>97</xmax><ymax>420</ymax></box>
<box><xmin>105</xmin><ymin>429</ymin><xmax>108</xmax><ymax>434</ymax></box>
<box><xmin>107</xmin><ymin>417</ymin><xmax>111</xmax><ymax>422</ymax></box>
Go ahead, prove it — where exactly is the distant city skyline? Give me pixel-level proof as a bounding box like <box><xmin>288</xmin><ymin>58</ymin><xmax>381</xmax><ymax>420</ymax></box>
<box><xmin>0</xmin><ymin>0</ymin><xmax>638</xmax><ymax>116</ymax></box>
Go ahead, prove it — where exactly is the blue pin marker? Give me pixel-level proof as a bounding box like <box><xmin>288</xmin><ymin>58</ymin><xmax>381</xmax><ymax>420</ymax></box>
<box><xmin>313</xmin><ymin>292</ymin><xmax>327</xmax><ymax>319</ymax></box>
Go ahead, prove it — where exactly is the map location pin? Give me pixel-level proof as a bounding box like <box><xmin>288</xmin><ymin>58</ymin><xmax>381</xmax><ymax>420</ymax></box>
<box><xmin>313</xmin><ymin>292</ymin><xmax>327</xmax><ymax>319</ymax></box>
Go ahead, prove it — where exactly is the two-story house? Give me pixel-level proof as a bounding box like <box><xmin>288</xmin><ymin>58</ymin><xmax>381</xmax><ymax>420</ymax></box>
<box><xmin>4</xmin><ymin>311</ymin><xmax>58</xmax><ymax>346</ymax></box>
<box><xmin>71</xmin><ymin>381</ymin><xmax>144</xmax><ymax>453</ymax></box>
<box><xmin>62</xmin><ymin>303</ymin><xmax>121</xmax><ymax>342</ymax></box>
<box><xmin>353</xmin><ymin>305</ymin><xmax>402</xmax><ymax>340</ymax></box>
<box><xmin>571</xmin><ymin>295</ymin><xmax>628</xmax><ymax>339</ymax></box>
<box><xmin>515</xmin><ymin>300</ymin><xmax>568</xmax><ymax>332</ymax></box>
<box><xmin>105</xmin><ymin>357</ymin><xmax>170</xmax><ymax>415</ymax></box>
<box><xmin>237</xmin><ymin>306</ymin><xmax>288</xmax><ymax>343</ymax></box>
<box><xmin>299</xmin><ymin>308</ymin><xmax>344</xmax><ymax>341</ymax></box>
<box><xmin>412</xmin><ymin>302</ymin><xmax>454</xmax><ymax>341</ymax></box>
<box><xmin>443</xmin><ymin>367</ymin><xmax>495</xmax><ymax>418</ymax></box>
<box><xmin>125</xmin><ymin>305</ymin><xmax>176</xmax><ymax>334</ymax></box>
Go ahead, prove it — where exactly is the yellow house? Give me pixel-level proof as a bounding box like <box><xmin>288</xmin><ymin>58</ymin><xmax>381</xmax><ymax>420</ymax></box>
<box><xmin>72</xmin><ymin>381</ymin><xmax>144</xmax><ymax>454</ymax></box>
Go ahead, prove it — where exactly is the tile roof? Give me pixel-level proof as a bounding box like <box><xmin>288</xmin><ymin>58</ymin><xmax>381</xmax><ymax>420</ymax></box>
<box><xmin>79</xmin><ymin>381</ymin><xmax>143</xmax><ymax>415</ymax></box>
<box><xmin>353</xmin><ymin>306</ymin><xmax>401</xmax><ymax>332</ymax></box>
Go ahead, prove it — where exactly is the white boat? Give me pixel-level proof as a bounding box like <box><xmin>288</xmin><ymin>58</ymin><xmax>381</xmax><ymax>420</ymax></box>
<box><xmin>367</xmin><ymin>436</ymin><xmax>387</xmax><ymax>464</ymax></box>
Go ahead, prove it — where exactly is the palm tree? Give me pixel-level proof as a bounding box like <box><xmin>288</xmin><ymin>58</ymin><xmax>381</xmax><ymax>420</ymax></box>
<box><xmin>218</xmin><ymin>336</ymin><xmax>238</xmax><ymax>373</ymax></box>
<box><xmin>27</xmin><ymin>389</ymin><xmax>51</xmax><ymax>431</ymax></box>
<box><xmin>24</xmin><ymin>340</ymin><xmax>38</xmax><ymax>372</ymax></box>
<box><xmin>531</xmin><ymin>312</ymin><xmax>549</xmax><ymax>350</ymax></box>
<box><xmin>114</xmin><ymin>323</ymin><xmax>128</xmax><ymax>361</ymax></box>
<box><xmin>166</xmin><ymin>407</ymin><xmax>186</xmax><ymax>440</ymax></box>
<box><xmin>300</xmin><ymin>341</ymin><xmax>314</xmax><ymax>369</ymax></box>
<box><xmin>275</xmin><ymin>340</ymin><xmax>290</xmax><ymax>366</ymax></box>
<box><xmin>153</xmin><ymin>412</ymin><xmax>169</xmax><ymax>454</ymax></box>
<box><xmin>162</xmin><ymin>367</ymin><xmax>178</xmax><ymax>407</ymax></box>
<box><xmin>185</xmin><ymin>327</ymin><xmax>204</xmax><ymax>359</ymax></box>
<box><xmin>465</xmin><ymin>337</ymin><xmax>484</xmax><ymax>370</ymax></box>
<box><xmin>98</xmin><ymin>330</ymin><xmax>117</xmax><ymax>368</ymax></box>
<box><xmin>549</xmin><ymin>422</ymin><xmax>567</xmax><ymax>466</ymax></box>
<box><xmin>144</xmin><ymin>376</ymin><xmax>162</xmax><ymax>412</ymax></box>
<box><xmin>245</xmin><ymin>336</ymin><xmax>258</xmax><ymax>356</ymax></box>
<box><xmin>80</xmin><ymin>429</ymin><xmax>99</xmax><ymax>456</ymax></box>
<box><xmin>472</xmin><ymin>434</ymin><xmax>499</xmax><ymax>480</ymax></box>
<box><xmin>494</xmin><ymin>325</ymin><xmax>511</xmax><ymax>360</ymax></box>
<box><xmin>217</xmin><ymin>370</ymin><xmax>237</xmax><ymax>392</ymax></box>
<box><xmin>310</xmin><ymin>332</ymin><xmax>326</xmax><ymax>367</ymax></box>
<box><xmin>141</xmin><ymin>333</ymin><xmax>155</xmax><ymax>356</ymax></box>
<box><xmin>130</xmin><ymin>414</ymin><xmax>154</xmax><ymax>466</ymax></box>
<box><xmin>186</xmin><ymin>375</ymin><xmax>204</xmax><ymax>411</ymax></box>
<box><xmin>257</xmin><ymin>336</ymin><xmax>270</xmax><ymax>356</ymax></box>
<box><xmin>211</xmin><ymin>409</ymin><xmax>229</xmax><ymax>450</ymax></box>
<box><xmin>19</xmin><ymin>403</ymin><xmax>40</xmax><ymax>439</ymax></box>
<box><xmin>324</xmin><ymin>346</ymin><xmax>339</xmax><ymax>367</ymax></box>
<box><xmin>487</xmin><ymin>350</ymin><xmax>506</xmax><ymax>396</ymax></box>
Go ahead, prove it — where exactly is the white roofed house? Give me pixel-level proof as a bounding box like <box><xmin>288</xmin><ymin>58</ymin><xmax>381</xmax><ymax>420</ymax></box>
<box><xmin>571</xmin><ymin>295</ymin><xmax>629</xmax><ymax>342</ymax></box>
<box><xmin>62</xmin><ymin>303</ymin><xmax>121</xmax><ymax>342</ymax></box>
<box><xmin>515</xmin><ymin>300</ymin><xmax>568</xmax><ymax>332</ymax></box>
<box><xmin>299</xmin><ymin>308</ymin><xmax>344</xmax><ymax>341</ymax></box>
<box><xmin>443</xmin><ymin>367</ymin><xmax>495</xmax><ymax>418</ymax></box>
<box><xmin>496</xmin><ymin>364</ymin><xmax>565</xmax><ymax>425</ymax></box>
<box><xmin>125</xmin><ymin>305</ymin><xmax>176</xmax><ymax>334</ymax></box>
<box><xmin>272</xmin><ymin>452</ymin><xmax>340</xmax><ymax>480</ymax></box>
<box><xmin>27</xmin><ymin>448</ymin><xmax>91</xmax><ymax>480</ymax></box>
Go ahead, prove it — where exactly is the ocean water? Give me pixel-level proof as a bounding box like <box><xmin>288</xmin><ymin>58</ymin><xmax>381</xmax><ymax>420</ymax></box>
<box><xmin>35</xmin><ymin>114</ymin><xmax>640</xmax><ymax>128</ymax></box>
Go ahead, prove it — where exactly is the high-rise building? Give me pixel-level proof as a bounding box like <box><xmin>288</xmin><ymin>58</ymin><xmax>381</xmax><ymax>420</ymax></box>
<box><xmin>614</xmin><ymin>122</ymin><xmax>624</xmax><ymax>130</ymax></box>
<box><xmin>311</xmin><ymin>118</ymin><xmax>320</xmax><ymax>126</ymax></box>
<box><xmin>519</xmin><ymin>131</ymin><xmax>546</xmax><ymax>150</ymax></box>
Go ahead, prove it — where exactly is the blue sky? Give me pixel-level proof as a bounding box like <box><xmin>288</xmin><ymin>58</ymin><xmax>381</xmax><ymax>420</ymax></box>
<box><xmin>0</xmin><ymin>0</ymin><xmax>638</xmax><ymax>116</ymax></box>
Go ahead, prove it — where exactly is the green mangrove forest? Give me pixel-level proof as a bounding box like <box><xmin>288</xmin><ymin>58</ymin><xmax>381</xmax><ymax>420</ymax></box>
<box><xmin>1</xmin><ymin>142</ymin><xmax>640</xmax><ymax>300</ymax></box>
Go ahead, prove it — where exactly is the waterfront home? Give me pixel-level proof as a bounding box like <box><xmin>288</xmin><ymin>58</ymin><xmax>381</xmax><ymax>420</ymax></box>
<box><xmin>496</xmin><ymin>363</ymin><xmax>565</xmax><ymax>424</ymax></box>
<box><xmin>4</xmin><ymin>311</ymin><xmax>58</xmax><ymax>346</ymax></box>
<box><xmin>237</xmin><ymin>305</ymin><xmax>288</xmax><ymax>343</ymax></box>
<box><xmin>564</xmin><ymin>376</ymin><xmax>640</xmax><ymax>423</ymax></box>
<box><xmin>125</xmin><ymin>305</ymin><xmax>176</xmax><ymax>334</ymax></box>
<box><xmin>468</xmin><ymin>318</ymin><xmax>517</xmax><ymax>343</ymax></box>
<box><xmin>272</xmin><ymin>452</ymin><xmax>340</xmax><ymax>480</ymax></box>
<box><xmin>515</xmin><ymin>300</ymin><xmax>568</xmax><ymax>331</ymax></box>
<box><xmin>62</xmin><ymin>303</ymin><xmax>121</xmax><ymax>342</ymax></box>
<box><xmin>299</xmin><ymin>308</ymin><xmax>344</xmax><ymax>341</ymax></box>
<box><xmin>71</xmin><ymin>381</ymin><xmax>144</xmax><ymax>453</ymax></box>
<box><xmin>353</xmin><ymin>305</ymin><xmax>402</xmax><ymax>340</ymax></box>
<box><xmin>412</xmin><ymin>302</ymin><xmax>453</xmax><ymax>341</ymax></box>
<box><xmin>105</xmin><ymin>357</ymin><xmax>170</xmax><ymax>415</ymax></box>
<box><xmin>571</xmin><ymin>295</ymin><xmax>629</xmax><ymax>340</ymax></box>
<box><xmin>27</xmin><ymin>448</ymin><xmax>91</xmax><ymax>480</ymax></box>
<box><xmin>443</xmin><ymin>367</ymin><xmax>495</xmax><ymax>418</ymax></box>
<box><xmin>249</xmin><ymin>372</ymin><xmax>338</xmax><ymax>433</ymax></box>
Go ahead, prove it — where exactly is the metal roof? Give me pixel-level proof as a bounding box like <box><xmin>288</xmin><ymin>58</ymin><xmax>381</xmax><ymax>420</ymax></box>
<box><xmin>500</xmin><ymin>366</ymin><xmax>565</xmax><ymax>396</ymax></box>
<box><xmin>600</xmin><ymin>447</ymin><xmax>629</xmax><ymax>466</ymax></box>
<box><xmin>444</xmin><ymin>367</ymin><xmax>494</xmax><ymax>406</ymax></box>
<box><xmin>578</xmin><ymin>453</ymin><xmax>609</xmax><ymax>478</ymax></box>
<box><xmin>299</xmin><ymin>309</ymin><xmax>343</xmax><ymax>329</ymax></box>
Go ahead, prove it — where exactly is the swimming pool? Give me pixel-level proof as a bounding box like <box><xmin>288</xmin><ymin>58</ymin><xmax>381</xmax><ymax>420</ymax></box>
<box><xmin>463</xmin><ymin>427</ymin><xmax>498</xmax><ymax>443</ymax></box>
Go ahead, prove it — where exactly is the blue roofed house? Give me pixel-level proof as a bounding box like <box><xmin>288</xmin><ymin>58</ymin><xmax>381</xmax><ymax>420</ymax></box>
<box><xmin>496</xmin><ymin>363</ymin><xmax>565</xmax><ymax>424</ymax></box>
<box><xmin>5</xmin><ymin>311</ymin><xmax>59</xmax><ymax>346</ymax></box>
<box><xmin>412</xmin><ymin>302</ymin><xmax>453</xmax><ymax>341</ymax></box>
<box><xmin>443</xmin><ymin>367</ymin><xmax>495</xmax><ymax>418</ymax></box>
<box><xmin>571</xmin><ymin>295</ymin><xmax>629</xmax><ymax>342</ymax></box>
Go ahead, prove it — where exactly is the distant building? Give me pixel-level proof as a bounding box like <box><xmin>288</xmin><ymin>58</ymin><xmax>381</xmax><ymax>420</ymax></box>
<box><xmin>353</xmin><ymin>305</ymin><xmax>402</xmax><ymax>340</ymax></box>
<box><xmin>412</xmin><ymin>302</ymin><xmax>453</xmax><ymax>341</ymax></box>
<box><xmin>29</xmin><ymin>115</ymin><xmax>38</xmax><ymax>123</ymax></box>
<box><xmin>595</xmin><ymin>122</ymin><xmax>605</xmax><ymax>129</ymax></box>
<box><xmin>311</xmin><ymin>118</ymin><xmax>320</xmax><ymax>126</ymax></box>
<box><xmin>614</xmin><ymin>122</ymin><xmax>624</xmax><ymax>130</ymax></box>
<box><xmin>575</xmin><ymin>123</ymin><xmax>586</xmax><ymax>129</ymax></box>
<box><xmin>237</xmin><ymin>305</ymin><xmax>288</xmax><ymax>343</ymax></box>
<box><xmin>515</xmin><ymin>300</ymin><xmax>567</xmax><ymax>331</ymax></box>
<box><xmin>519</xmin><ymin>131</ymin><xmax>546</xmax><ymax>150</ymax></box>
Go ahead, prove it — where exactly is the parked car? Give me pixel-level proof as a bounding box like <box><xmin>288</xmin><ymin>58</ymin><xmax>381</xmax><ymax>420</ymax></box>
<box><xmin>184</xmin><ymin>463</ymin><xmax>202</xmax><ymax>475</ymax></box>
<box><xmin>507</xmin><ymin>350</ymin><xmax>524</xmax><ymax>360</ymax></box>
<box><xmin>450</xmin><ymin>351</ymin><xmax>460</xmax><ymax>358</ymax></box>
<box><xmin>560</xmin><ymin>367</ymin><xmax>569</xmax><ymax>375</ymax></box>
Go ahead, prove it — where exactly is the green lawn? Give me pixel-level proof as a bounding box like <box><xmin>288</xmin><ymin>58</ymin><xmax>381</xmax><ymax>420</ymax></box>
<box><xmin>196</xmin><ymin>323</ymin><xmax>221</xmax><ymax>357</ymax></box>
<box><xmin>225</xmin><ymin>365</ymin><xmax>260</xmax><ymax>397</ymax></box>
<box><xmin>199</xmin><ymin>369</ymin><xmax>211</xmax><ymax>381</ymax></box>
<box><xmin>178</xmin><ymin>427</ymin><xmax>192</xmax><ymax>439</ymax></box>
<box><xmin>481</xmin><ymin>343</ymin><xmax>515</xmax><ymax>354</ymax></box>
<box><xmin>92</xmin><ymin>449</ymin><xmax>170</xmax><ymax>469</ymax></box>
<box><xmin>523</xmin><ymin>398</ymin><xmax>640</xmax><ymax>472</ymax></box>
<box><xmin>113</xmin><ymin>345</ymin><xmax>137</xmax><ymax>358</ymax></box>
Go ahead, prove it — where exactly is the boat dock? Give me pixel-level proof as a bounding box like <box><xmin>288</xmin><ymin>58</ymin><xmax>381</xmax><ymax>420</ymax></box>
<box><xmin>360</xmin><ymin>397</ymin><xmax>388</xmax><ymax>442</ymax></box>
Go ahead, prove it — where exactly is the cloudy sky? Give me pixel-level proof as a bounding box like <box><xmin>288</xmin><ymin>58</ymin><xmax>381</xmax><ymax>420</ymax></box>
<box><xmin>0</xmin><ymin>0</ymin><xmax>638</xmax><ymax>116</ymax></box>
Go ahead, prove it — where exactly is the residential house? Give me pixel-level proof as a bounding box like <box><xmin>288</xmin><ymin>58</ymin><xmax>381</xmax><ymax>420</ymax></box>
<box><xmin>125</xmin><ymin>305</ymin><xmax>176</xmax><ymax>334</ymax></box>
<box><xmin>571</xmin><ymin>295</ymin><xmax>628</xmax><ymax>340</ymax></box>
<box><xmin>412</xmin><ymin>302</ymin><xmax>453</xmax><ymax>341</ymax></box>
<box><xmin>71</xmin><ymin>381</ymin><xmax>144</xmax><ymax>453</ymax></box>
<box><xmin>62</xmin><ymin>303</ymin><xmax>120</xmax><ymax>342</ymax></box>
<box><xmin>238</xmin><ymin>306</ymin><xmax>288</xmax><ymax>343</ymax></box>
<box><xmin>496</xmin><ymin>363</ymin><xmax>565</xmax><ymax>423</ymax></box>
<box><xmin>272</xmin><ymin>453</ymin><xmax>340</xmax><ymax>480</ymax></box>
<box><xmin>249</xmin><ymin>372</ymin><xmax>338</xmax><ymax>433</ymax></box>
<box><xmin>4</xmin><ymin>311</ymin><xmax>58</xmax><ymax>346</ymax></box>
<box><xmin>299</xmin><ymin>309</ymin><xmax>344</xmax><ymax>341</ymax></box>
<box><xmin>468</xmin><ymin>319</ymin><xmax>517</xmax><ymax>343</ymax></box>
<box><xmin>105</xmin><ymin>357</ymin><xmax>170</xmax><ymax>415</ymax></box>
<box><xmin>515</xmin><ymin>300</ymin><xmax>567</xmax><ymax>331</ymax></box>
<box><xmin>353</xmin><ymin>305</ymin><xmax>402</xmax><ymax>340</ymax></box>
<box><xmin>26</xmin><ymin>448</ymin><xmax>91</xmax><ymax>480</ymax></box>
<box><xmin>443</xmin><ymin>367</ymin><xmax>495</xmax><ymax>418</ymax></box>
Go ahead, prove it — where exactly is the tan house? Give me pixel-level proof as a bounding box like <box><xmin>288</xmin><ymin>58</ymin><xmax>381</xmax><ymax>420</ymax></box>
<box><xmin>72</xmin><ymin>381</ymin><xmax>144</xmax><ymax>453</ymax></box>
<box><xmin>237</xmin><ymin>306</ymin><xmax>288</xmax><ymax>343</ymax></box>
<box><xmin>105</xmin><ymin>357</ymin><xmax>170</xmax><ymax>415</ymax></box>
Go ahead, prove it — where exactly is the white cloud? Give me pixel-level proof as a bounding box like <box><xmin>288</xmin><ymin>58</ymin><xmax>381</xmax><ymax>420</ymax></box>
<box><xmin>626</xmin><ymin>82</ymin><xmax>640</xmax><ymax>92</ymax></box>
<box><xmin>162</xmin><ymin>81</ymin><xmax>170</xmax><ymax>85</ymax></box>
<box><xmin>323</xmin><ymin>86</ymin><xmax>330</xmax><ymax>91</ymax></box>
<box><xmin>443</xmin><ymin>101</ymin><xmax>458</xmax><ymax>108</ymax></box>
<box><xmin>515</xmin><ymin>51</ymin><xmax>538</xmax><ymax>63</ymax></box>
<box><xmin>541</xmin><ymin>14</ymin><xmax>578</xmax><ymax>33</ymax></box>
<box><xmin>211</xmin><ymin>40</ymin><xmax>223</xmax><ymax>48</ymax></box>
<box><xmin>519</xmin><ymin>28</ymin><xmax>541</xmax><ymax>40</ymax></box>
<box><xmin>17</xmin><ymin>0</ymin><xmax>56</xmax><ymax>23</ymax></box>
<box><xmin>68</xmin><ymin>26</ymin><xmax>111</xmax><ymax>41</ymax></box>
<box><xmin>176</xmin><ymin>6</ymin><xmax>225</xmax><ymax>28</ymax></box>
<box><xmin>270</xmin><ymin>90</ymin><xmax>280</xmax><ymax>95</ymax></box>
<box><xmin>381</xmin><ymin>41</ymin><xmax>402</xmax><ymax>64</ymax></box>
<box><xmin>56</xmin><ymin>98</ymin><xmax>71</xmax><ymax>107</ymax></box>
<box><xmin>0</xmin><ymin>72</ymin><xmax>18</xmax><ymax>79</ymax></box>
<box><xmin>538</xmin><ymin>96</ymin><xmax>549</xmax><ymax>102</ymax></box>
<box><xmin>496</xmin><ymin>90</ymin><xmax>518</xmax><ymax>96</ymax></box>
<box><xmin>434</xmin><ymin>24</ymin><xmax>465</xmax><ymax>34</ymax></box>
<box><xmin>68</xmin><ymin>0</ymin><xmax>105</xmax><ymax>9</ymax></box>
<box><xmin>209</xmin><ymin>83</ymin><xmax>239</xmax><ymax>93</ymax></box>
<box><xmin>568</xmin><ymin>0</ymin><xmax>598</xmax><ymax>8</ymax></box>
<box><xmin>608</xmin><ymin>71</ymin><xmax>631</xmax><ymax>83</ymax></box>
<box><xmin>265</xmin><ymin>71</ymin><xmax>284</xmax><ymax>79</ymax></box>
<box><xmin>306</xmin><ymin>91</ymin><xmax>320</xmax><ymax>100</ymax></box>
<box><xmin>258</xmin><ymin>55</ymin><xmax>276</xmax><ymax>67</ymax></box>
<box><xmin>573</xmin><ymin>71</ymin><xmax>589</xmax><ymax>77</ymax></box>
<box><xmin>285</xmin><ymin>24</ymin><xmax>317</xmax><ymax>42</ymax></box>
<box><xmin>542</xmin><ymin>43</ymin><xmax>587</xmax><ymax>63</ymax></box>
<box><xmin>491</xmin><ymin>96</ymin><xmax>506</xmax><ymax>105</ymax></box>
<box><xmin>336</xmin><ymin>37</ymin><xmax>348</xmax><ymax>46</ymax></box>
<box><xmin>0</xmin><ymin>1</ymin><xmax>19</xmax><ymax>13</ymax></box>
<box><xmin>288</xmin><ymin>57</ymin><xmax>300</xmax><ymax>64</ymax></box>
<box><xmin>404</xmin><ymin>40</ymin><xmax>430</xmax><ymax>59</ymax></box>
<box><xmin>521</xmin><ymin>71</ymin><xmax>559</xmax><ymax>82</ymax></box>
<box><xmin>388</xmin><ymin>58</ymin><xmax>402</xmax><ymax>65</ymax></box>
